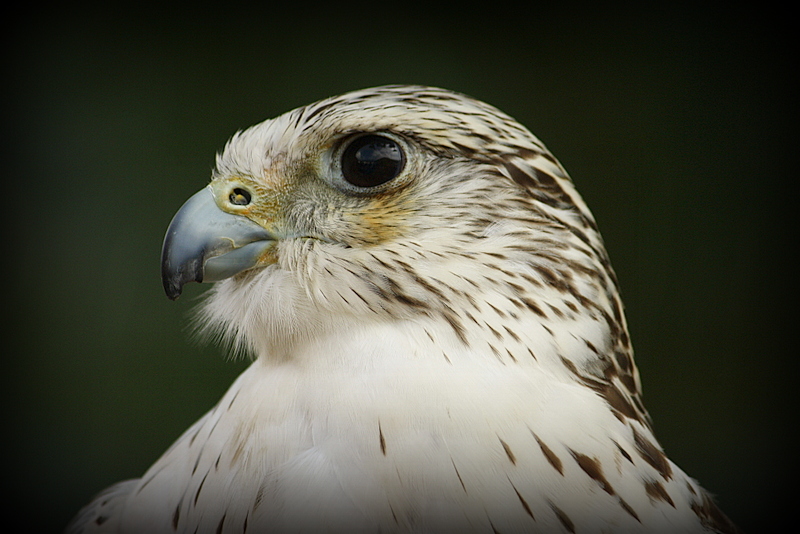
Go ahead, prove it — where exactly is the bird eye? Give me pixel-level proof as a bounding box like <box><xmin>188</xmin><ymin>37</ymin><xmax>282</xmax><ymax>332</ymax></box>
<box><xmin>229</xmin><ymin>188</ymin><xmax>252</xmax><ymax>206</ymax></box>
<box><xmin>341</xmin><ymin>134</ymin><xmax>405</xmax><ymax>188</ymax></box>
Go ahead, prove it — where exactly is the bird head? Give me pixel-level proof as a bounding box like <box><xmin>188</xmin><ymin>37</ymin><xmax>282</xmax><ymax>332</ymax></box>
<box><xmin>161</xmin><ymin>85</ymin><xmax>621</xmax><ymax>362</ymax></box>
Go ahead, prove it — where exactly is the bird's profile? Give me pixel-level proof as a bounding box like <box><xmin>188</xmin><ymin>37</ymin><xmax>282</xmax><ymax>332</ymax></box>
<box><xmin>68</xmin><ymin>85</ymin><xmax>738</xmax><ymax>533</ymax></box>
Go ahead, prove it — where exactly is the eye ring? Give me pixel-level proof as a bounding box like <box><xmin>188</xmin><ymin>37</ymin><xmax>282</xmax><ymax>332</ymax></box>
<box><xmin>340</xmin><ymin>134</ymin><xmax>406</xmax><ymax>188</ymax></box>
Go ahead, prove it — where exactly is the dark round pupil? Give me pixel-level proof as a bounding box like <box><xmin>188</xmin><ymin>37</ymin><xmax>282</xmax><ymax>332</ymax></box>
<box><xmin>341</xmin><ymin>135</ymin><xmax>405</xmax><ymax>188</ymax></box>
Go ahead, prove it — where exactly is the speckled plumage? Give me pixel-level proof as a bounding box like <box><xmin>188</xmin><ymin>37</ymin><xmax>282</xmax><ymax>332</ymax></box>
<box><xmin>69</xmin><ymin>85</ymin><xmax>738</xmax><ymax>533</ymax></box>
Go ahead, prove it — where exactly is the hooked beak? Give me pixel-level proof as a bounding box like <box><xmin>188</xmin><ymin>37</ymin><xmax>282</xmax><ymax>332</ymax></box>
<box><xmin>161</xmin><ymin>187</ymin><xmax>274</xmax><ymax>300</ymax></box>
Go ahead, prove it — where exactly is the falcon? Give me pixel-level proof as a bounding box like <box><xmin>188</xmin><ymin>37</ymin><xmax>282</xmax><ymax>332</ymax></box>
<box><xmin>68</xmin><ymin>85</ymin><xmax>738</xmax><ymax>533</ymax></box>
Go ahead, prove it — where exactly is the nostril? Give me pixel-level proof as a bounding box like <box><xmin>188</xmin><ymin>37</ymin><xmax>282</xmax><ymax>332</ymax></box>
<box><xmin>229</xmin><ymin>188</ymin><xmax>252</xmax><ymax>206</ymax></box>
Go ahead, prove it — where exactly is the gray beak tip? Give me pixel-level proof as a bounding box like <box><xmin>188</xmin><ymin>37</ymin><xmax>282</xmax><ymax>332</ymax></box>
<box><xmin>164</xmin><ymin>281</ymin><xmax>183</xmax><ymax>301</ymax></box>
<box><xmin>161</xmin><ymin>230</ymin><xmax>204</xmax><ymax>300</ymax></box>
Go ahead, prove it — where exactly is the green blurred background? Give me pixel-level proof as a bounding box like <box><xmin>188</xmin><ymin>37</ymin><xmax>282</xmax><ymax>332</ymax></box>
<box><xmin>5</xmin><ymin>4</ymin><xmax>793</xmax><ymax>532</ymax></box>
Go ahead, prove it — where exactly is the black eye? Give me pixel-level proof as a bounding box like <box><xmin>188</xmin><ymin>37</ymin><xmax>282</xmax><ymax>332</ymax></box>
<box><xmin>341</xmin><ymin>134</ymin><xmax>405</xmax><ymax>188</ymax></box>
